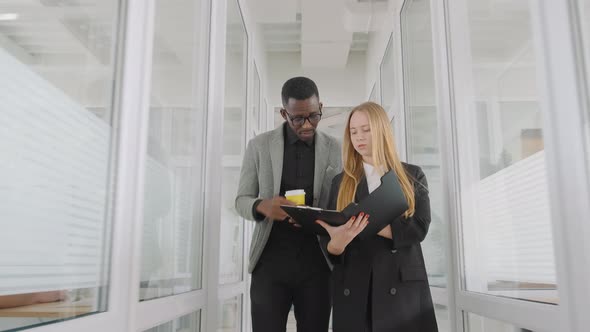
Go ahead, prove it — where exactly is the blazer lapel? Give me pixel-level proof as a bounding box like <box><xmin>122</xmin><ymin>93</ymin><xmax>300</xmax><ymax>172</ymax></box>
<box><xmin>270</xmin><ymin>126</ymin><xmax>284</xmax><ymax>195</ymax></box>
<box><xmin>313</xmin><ymin>132</ymin><xmax>330</xmax><ymax>205</ymax></box>
<box><xmin>355</xmin><ymin>176</ymin><xmax>369</xmax><ymax>203</ymax></box>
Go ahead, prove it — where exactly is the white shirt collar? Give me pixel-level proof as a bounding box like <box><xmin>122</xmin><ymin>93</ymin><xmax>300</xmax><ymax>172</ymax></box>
<box><xmin>362</xmin><ymin>162</ymin><xmax>382</xmax><ymax>193</ymax></box>
<box><xmin>363</xmin><ymin>162</ymin><xmax>375</xmax><ymax>176</ymax></box>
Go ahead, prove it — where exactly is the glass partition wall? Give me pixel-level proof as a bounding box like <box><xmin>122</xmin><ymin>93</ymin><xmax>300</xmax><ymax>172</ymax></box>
<box><xmin>144</xmin><ymin>311</ymin><xmax>201</xmax><ymax>332</ymax></box>
<box><xmin>448</xmin><ymin>0</ymin><xmax>557</xmax><ymax>304</ymax></box>
<box><xmin>0</xmin><ymin>1</ymin><xmax>123</xmax><ymax>330</ymax></box>
<box><xmin>404</xmin><ymin>0</ymin><xmax>590</xmax><ymax>331</ymax></box>
<box><xmin>140</xmin><ymin>0</ymin><xmax>209</xmax><ymax>302</ymax></box>
<box><xmin>0</xmin><ymin>0</ymin><xmax>218</xmax><ymax>331</ymax></box>
<box><xmin>219</xmin><ymin>0</ymin><xmax>247</xmax><ymax>287</ymax></box>
<box><xmin>578</xmin><ymin>0</ymin><xmax>590</xmax><ymax>177</ymax></box>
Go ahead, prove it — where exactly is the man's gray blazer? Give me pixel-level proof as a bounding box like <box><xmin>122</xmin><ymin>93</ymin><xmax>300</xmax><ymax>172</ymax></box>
<box><xmin>235</xmin><ymin>124</ymin><xmax>342</xmax><ymax>273</ymax></box>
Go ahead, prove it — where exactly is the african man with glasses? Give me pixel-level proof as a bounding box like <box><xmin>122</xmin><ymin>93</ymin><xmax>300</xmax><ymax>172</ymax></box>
<box><xmin>235</xmin><ymin>77</ymin><xmax>342</xmax><ymax>332</ymax></box>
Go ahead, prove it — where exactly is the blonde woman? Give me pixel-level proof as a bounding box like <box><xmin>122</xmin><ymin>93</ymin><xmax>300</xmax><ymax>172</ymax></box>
<box><xmin>317</xmin><ymin>102</ymin><xmax>438</xmax><ymax>332</ymax></box>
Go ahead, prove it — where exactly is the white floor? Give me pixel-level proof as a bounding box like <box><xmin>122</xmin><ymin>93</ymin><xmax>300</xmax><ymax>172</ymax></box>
<box><xmin>285</xmin><ymin>310</ymin><xmax>332</xmax><ymax>332</ymax></box>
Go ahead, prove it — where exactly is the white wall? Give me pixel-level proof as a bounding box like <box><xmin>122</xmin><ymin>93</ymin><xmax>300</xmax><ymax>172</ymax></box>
<box><xmin>266</xmin><ymin>51</ymin><xmax>367</xmax><ymax>108</ymax></box>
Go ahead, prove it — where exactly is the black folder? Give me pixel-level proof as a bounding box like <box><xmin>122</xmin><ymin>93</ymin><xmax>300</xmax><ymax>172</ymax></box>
<box><xmin>279</xmin><ymin>206</ymin><xmax>348</xmax><ymax>236</ymax></box>
<box><xmin>281</xmin><ymin>170</ymin><xmax>409</xmax><ymax>237</ymax></box>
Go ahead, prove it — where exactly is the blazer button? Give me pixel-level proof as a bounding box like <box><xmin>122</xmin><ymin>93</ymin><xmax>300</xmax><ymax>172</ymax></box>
<box><xmin>343</xmin><ymin>288</ymin><xmax>351</xmax><ymax>296</ymax></box>
<box><xmin>389</xmin><ymin>288</ymin><xmax>397</xmax><ymax>296</ymax></box>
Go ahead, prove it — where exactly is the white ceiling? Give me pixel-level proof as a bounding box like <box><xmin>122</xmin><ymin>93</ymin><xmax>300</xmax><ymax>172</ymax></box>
<box><xmin>0</xmin><ymin>0</ymin><xmax>539</xmax><ymax>109</ymax></box>
<box><xmin>251</xmin><ymin>0</ymin><xmax>392</xmax><ymax>68</ymax></box>
<box><xmin>261</xmin><ymin>21</ymin><xmax>370</xmax><ymax>54</ymax></box>
<box><xmin>0</xmin><ymin>0</ymin><xmax>538</xmax><ymax>69</ymax></box>
<box><xmin>0</xmin><ymin>0</ymin><xmax>116</xmax><ymax>67</ymax></box>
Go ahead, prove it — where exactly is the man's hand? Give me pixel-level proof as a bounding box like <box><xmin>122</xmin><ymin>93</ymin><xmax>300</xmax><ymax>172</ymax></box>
<box><xmin>316</xmin><ymin>213</ymin><xmax>370</xmax><ymax>255</ymax></box>
<box><xmin>255</xmin><ymin>196</ymin><xmax>296</xmax><ymax>221</ymax></box>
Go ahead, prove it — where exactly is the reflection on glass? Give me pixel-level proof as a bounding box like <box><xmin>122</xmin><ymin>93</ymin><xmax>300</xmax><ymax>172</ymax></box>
<box><xmin>369</xmin><ymin>80</ymin><xmax>381</xmax><ymax>104</ymax></box>
<box><xmin>434</xmin><ymin>304</ymin><xmax>451</xmax><ymax>332</ymax></box>
<box><xmin>253</xmin><ymin>64</ymin><xmax>261</xmax><ymax>132</ymax></box>
<box><xmin>317</xmin><ymin>106</ymin><xmax>351</xmax><ymax>143</ymax></box>
<box><xmin>380</xmin><ymin>34</ymin><xmax>396</xmax><ymax>112</ymax></box>
<box><xmin>455</xmin><ymin>0</ymin><xmax>557</xmax><ymax>303</ymax></box>
<box><xmin>0</xmin><ymin>0</ymin><xmax>121</xmax><ymax>330</ymax></box>
<box><xmin>579</xmin><ymin>0</ymin><xmax>590</xmax><ymax>164</ymax></box>
<box><xmin>401</xmin><ymin>0</ymin><xmax>447</xmax><ymax>288</ymax></box>
<box><xmin>145</xmin><ymin>311</ymin><xmax>201</xmax><ymax>332</ymax></box>
<box><xmin>140</xmin><ymin>0</ymin><xmax>209</xmax><ymax>300</ymax></box>
<box><xmin>466</xmin><ymin>312</ymin><xmax>535</xmax><ymax>332</ymax></box>
<box><xmin>219</xmin><ymin>168</ymin><xmax>244</xmax><ymax>284</ymax></box>
<box><xmin>263</xmin><ymin>99</ymin><xmax>268</xmax><ymax>131</ymax></box>
<box><xmin>219</xmin><ymin>0</ymin><xmax>247</xmax><ymax>285</ymax></box>
<box><xmin>222</xmin><ymin>0</ymin><xmax>247</xmax><ymax>157</ymax></box>
<box><xmin>218</xmin><ymin>296</ymin><xmax>242</xmax><ymax>332</ymax></box>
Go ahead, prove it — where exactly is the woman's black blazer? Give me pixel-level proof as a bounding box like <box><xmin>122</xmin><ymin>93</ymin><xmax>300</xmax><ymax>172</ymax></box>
<box><xmin>323</xmin><ymin>162</ymin><xmax>438</xmax><ymax>332</ymax></box>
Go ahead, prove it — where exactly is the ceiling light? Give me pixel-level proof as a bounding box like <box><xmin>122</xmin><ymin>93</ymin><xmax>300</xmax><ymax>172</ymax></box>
<box><xmin>0</xmin><ymin>13</ymin><xmax>18</xmax><ymax>21</ymax></box>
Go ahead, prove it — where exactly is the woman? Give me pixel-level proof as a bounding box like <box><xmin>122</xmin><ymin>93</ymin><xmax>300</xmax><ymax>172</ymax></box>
<box><xmin>317</xmin><ymin>102</ymin><xmax>438</xmax><ymax>332</ymax></box>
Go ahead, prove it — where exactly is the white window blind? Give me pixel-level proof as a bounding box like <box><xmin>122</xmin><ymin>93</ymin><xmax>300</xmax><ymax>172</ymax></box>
<box><xmin>0</xmin><ymin>48</ymin><xmax>111</xmax><ymax>296</ymax></box>
<box><xmin>475</xmin><ymin>151</ymin><xmax>556</xmax><ymax>285</ymax></box>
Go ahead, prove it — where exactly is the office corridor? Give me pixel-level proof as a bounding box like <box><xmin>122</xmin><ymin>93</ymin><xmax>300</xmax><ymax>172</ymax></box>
<box><xmin>1</xmin><ymin>0</ymin><xmax>590</xmax><ymax>331</ymax></box>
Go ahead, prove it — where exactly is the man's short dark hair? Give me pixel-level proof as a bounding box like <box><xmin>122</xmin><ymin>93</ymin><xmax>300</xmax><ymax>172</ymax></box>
<box><xmin>281</xmin><ymin>77</ymin><xmax>320</xmax><ymax>106</ymax></box>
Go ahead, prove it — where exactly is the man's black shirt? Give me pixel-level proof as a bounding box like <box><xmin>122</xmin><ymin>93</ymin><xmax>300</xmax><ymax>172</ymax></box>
<box><xmin>258</xmin><ymin>123</ymin><xmax>325</xmax><ymax>271</ymax></box>
<box><xmin>280</xmin><ymin>123</ymin><xmax>315</xmax><ymax>206</ymax></box>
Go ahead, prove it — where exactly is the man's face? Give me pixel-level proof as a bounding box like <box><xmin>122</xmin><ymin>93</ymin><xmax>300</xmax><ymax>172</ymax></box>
<box><xmin>281</xmin><ymin>96</ymin><xmax>323</xmax><ymax>142</ymax></box>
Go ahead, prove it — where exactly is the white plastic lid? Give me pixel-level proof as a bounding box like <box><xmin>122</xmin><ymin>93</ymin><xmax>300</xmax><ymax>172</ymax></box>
<box><xmin>285</xmin><ymin>189</ymin><xmax>305</xmax><ymax>196</ymax></box>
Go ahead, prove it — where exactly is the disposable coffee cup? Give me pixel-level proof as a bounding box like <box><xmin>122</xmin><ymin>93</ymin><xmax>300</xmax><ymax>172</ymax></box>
<box><xmin>285</xmin><ymin>189</ymin><xmax>305</xmax><ymax>205</ymax></box>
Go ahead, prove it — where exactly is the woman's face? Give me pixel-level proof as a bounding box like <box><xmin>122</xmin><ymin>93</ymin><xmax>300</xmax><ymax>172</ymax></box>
<box><xmin>349</xmin><ymin>111</ymin><xmax>372</xmax><ymax>160</ymax></box>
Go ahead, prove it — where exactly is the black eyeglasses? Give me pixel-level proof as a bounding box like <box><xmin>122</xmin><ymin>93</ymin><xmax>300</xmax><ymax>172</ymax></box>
<box><xmin>283</xmin><ymin>111</ymin><xmax>322</xmax><ymax>127</ymax></box>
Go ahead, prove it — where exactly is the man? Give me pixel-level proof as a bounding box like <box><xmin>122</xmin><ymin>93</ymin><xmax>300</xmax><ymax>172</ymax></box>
<box><xmin>235</xmin><ymin>77</ymin><xmax>342</xmax><ymax>332</ymax></box>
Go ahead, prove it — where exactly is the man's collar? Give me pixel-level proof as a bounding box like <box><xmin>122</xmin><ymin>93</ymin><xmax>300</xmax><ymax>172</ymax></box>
<box><xmin>284</xmin><ymin>122</ymin><xmax>314</xmax><ymax>146</ymax></box>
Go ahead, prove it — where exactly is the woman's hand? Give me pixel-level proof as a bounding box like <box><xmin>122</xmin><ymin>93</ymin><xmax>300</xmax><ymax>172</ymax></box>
<box><xmin>316</xmin><ymin>213</ymin><xmax>370</xmax><ymax>255</ymax></box>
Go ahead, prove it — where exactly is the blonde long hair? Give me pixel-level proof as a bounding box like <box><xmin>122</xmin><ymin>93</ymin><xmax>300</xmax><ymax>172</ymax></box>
<box><xmin>336</xmin><ymin>102</ymin><xmax>416</xmax><ymax>218</ymax></box>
